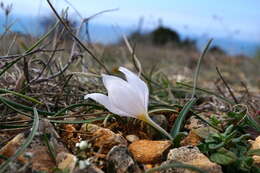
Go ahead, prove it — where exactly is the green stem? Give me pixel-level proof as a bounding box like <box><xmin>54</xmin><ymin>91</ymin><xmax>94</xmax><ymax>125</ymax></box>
<box><xmin>143</xmin><ymin>114</ymin><xmax>173</xmax><ymax>140</ymax></box>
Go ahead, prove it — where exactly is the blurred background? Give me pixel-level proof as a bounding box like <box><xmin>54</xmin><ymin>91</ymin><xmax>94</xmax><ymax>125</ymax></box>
<box><xmin>1</xmin><ymin>0</ymin><xmax>260</xmax><ymax>57</ymax></box>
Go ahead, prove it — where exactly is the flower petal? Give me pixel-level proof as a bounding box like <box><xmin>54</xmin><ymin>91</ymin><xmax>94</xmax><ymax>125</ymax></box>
<box><xmin>118</xmin><ymin>67</ymin><xmax>149</xmax><ymax>110</ymax></box>
<box><xmin>102</xmin><ymin>74</ymin><xmax>146</xmax><ymax>116</ymax></box>
<box><xmin>84</xmin><ymin>93</ymin><xmax>132</xmax><ymax>117</ymax></box>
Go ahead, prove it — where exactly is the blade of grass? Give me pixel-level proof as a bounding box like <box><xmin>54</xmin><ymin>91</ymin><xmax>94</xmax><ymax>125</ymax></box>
<box><xmin>0</xmin><ymin>96</ymin><xmax>33</xmax><ymax>118</ymax></box>
<box><xmin>0</xmin><ymin>88</ymin><xmax>42</xmax><ymax>104</ymax></box>
<box><xmin>170</xmin><ymin>39</ymin><xmax>212</xmax><ymax>140</ymax></box>
<box><xmin>0</xmin><ymin>96</ymin><xmax>55</xmax><ymax>116</ymax></box>
<box><xmin>0</xmin><ymin>107</ymin><xmax>39</xmax><ymax>173</ymax></box>
<box><xmin>42</xmin><ymin>134</ymin><xmax>56</xmax><ymax>164</ymax></box>
<box><xmin>0</xmin><ymin>21</ymin><xmax>58</xmax><ymax>78</ymax></box>
<box><xmin>176</xmin><ymin>82</ymin><xmax>234</xmax><ymax>104</ymax></box>
<box><xmin>52</xmin><ymin>103</ymin><xmax>104</xmax><ymax>117</ymax></box>
<box><xmin>171</xmin><ymin>98</ymin><xmax>197</xmax><ymax>138</ymax></box>
<box><xmin>145</xmin><ymin>162</ymin><xmax>207</xmax><ymax>173</ymax></box>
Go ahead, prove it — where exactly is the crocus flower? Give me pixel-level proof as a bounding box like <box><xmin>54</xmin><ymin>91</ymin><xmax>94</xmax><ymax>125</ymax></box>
<box><xmin>84</xmin><ymin>67</ymin><xmax>173</xmax><ymax>140</ymax></box>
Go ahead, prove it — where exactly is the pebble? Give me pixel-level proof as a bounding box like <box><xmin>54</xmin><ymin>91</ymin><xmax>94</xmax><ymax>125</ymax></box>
<box><xmin>160</xmin><ymin>146</ymin><xmax>223</xmax><ymax>173</ymax></box>
<box><xmin>129</xmin><ymin>140</ymin><xmax>172</xmax><ymax>164</ymax></box>
<box><xmin>250</xmin><ymin>136</ymin><xmax>260</xmax><ymax>165</ymax></box>
<box><xmin>126</xmin><ymin>134</ymin><xmax>140</xmax><ymax>143</ymax></box>
<box><xmin>106</xmin><ymin>145</ymin><xmax>141</xmax><ymax>173</ymax></box>
<box><xmin>56</xmin><ymin>152</ymin><xmax>77</xmax><ymax>173</ymax></box>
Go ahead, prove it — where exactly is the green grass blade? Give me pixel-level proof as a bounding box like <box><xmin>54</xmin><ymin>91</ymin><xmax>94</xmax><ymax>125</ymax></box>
<box><xmin>0</xmin><ymin>96</ymin><xmax>55</xmax><ymax>116</ymax></box>
<box><xmin>0</xmin><ymin>96</ymin><xmax>33</xmax><ymax>118</ymax></box>
<box><xmin>0</xmin><ymin>88</ymin><xmax>42</xmax><ymax>104</ymax></box>
<box><xmin>170</xmin><ymin>39</ymin><xmax>213</xmax><ymax>140</ymax></box>
<box><xmin>192</xmin><ymin>39</ymin><xmax>212</xmax><ymax>98</ymax></box>
<box><xmin>145</xmin><ymin>162</ymin><xmax>207</xmax><ymax>173</ymax></box>
<box><xmin>0</xmin><ymin>107</ymin><xmax>39</xmax><ymax>173</ymax></box>
<box><xmin>170</xmin><ymin>98</ymin><xmax>197</xmax><ymax>138</ymax></box>
<box><xmin>0</xmin><ymin>58</ymin><xmax>20</xmax><ymax>77</ymax></box>
<box><xmin>52</xmin><ymin>103</ymin><xmax>104</xmax><ymax>117</ymax></box>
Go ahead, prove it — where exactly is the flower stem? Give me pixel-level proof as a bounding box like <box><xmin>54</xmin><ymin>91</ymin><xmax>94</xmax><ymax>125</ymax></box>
<box><xmin>142</xmin><ymin>114</ymin><xmax>173</xmax><ymax>140</ymax></box>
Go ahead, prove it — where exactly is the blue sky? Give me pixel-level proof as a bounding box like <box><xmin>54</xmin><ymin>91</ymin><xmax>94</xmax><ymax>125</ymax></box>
<box><xmin>2</xmin><ymin>0</ymin><xmax>260</xmax><ymax>43</ymax></box>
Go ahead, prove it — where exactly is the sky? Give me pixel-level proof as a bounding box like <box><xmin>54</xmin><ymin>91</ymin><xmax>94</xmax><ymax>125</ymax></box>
<box><xmin>1</xmin><ymin>0</ymin><xmax>260</xmax><ymax>44</ymax></box>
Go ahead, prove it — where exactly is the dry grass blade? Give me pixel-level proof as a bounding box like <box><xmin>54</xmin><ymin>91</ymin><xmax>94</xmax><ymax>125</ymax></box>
<box><xmin>0</xmin><ymin>107</ymin><xmax>39</xmax><ymax>173</ymax></box>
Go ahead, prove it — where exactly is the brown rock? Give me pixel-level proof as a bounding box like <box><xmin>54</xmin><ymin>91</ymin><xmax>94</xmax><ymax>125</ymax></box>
<box><xmin>250</xmin><ymin>136</ymin><xmax>260</xmax><ymax>165</ymax></box>
<box><xmin>129</xmin><ymin>140</ymin><xmax>172</xmax><ymax>164</ymax></box>
<box><xmin>56</xmin><ymin>152</ymin><xmax>77</xmax><ymax>173</ymax></box>
<box><xmin>87</xmin><ymin>124</ymin><xmax>127</xmax><ymax>153</ymax></box>
<box><xmin>0</xmin><ymin>133</ymin><xmax>27</xmax><ymax>164</ymax></box>
<box><xmin>107</xmin><ymin>145</ymin><xmax>141</xmax><ymax>173</ymax></box>
<box><xmin>161</xmin><ymin>146</ymin><xmax>222</xmax><ymax>173</ymax></box>
<box><xmin>181</xmin><ymin>130</ymin><xmax>202</xmax><ymax>146</ymax></box>
<box><xmin>31</xmin><ymin>146</ymin><xmax>56</xmax><ymax>173</ymax></box>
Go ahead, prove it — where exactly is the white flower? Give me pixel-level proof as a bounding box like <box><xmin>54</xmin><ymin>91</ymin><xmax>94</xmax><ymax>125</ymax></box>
<box><xmin>84</xmin><ymin>67</ymin><xmax>172</xmax><ymax>140</ymax></box>
<box><xmin>84</xmin><ymin>67</ymin><xmax>148</xmax><ymax>119</ymax></box>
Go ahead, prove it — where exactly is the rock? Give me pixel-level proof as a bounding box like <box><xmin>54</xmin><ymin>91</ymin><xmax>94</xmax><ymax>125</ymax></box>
<box><xmin>161</xmin><ymin>146</ymin><xmax>222</xmax><ymax>173</ymax></box>
<box><xmin>30</xmin><ymin>146</ymin><xmax>56</xmax><ymax>173</ymax></box>
<box><xmin>0</xmin><ymin>133</ymin><xmax>27</xmax><ymax>164</ymax></box>
<box><xmin>193</xmin><ymin>127</ymin><xmax>219</xmax><ymax>139</ymax></box>
<box><xmin>250</xmin><ymin>136</ymin><xmax>260</xmax><ymax>165</ymax></box>
<box><xmin>107</xmin><ymin>145</ymin><xmax>141</xmax><ymax>173</ymax></box>
<box><xmin>56</xmin><ymin>152</ymin><xmax>77</xmax><ymax>173</ymax></box>
<box><xmin>126</xmin><ymin>135</ymin><xmax>140</xmax><ymax>143</ymax></box>
<box><xmin>86</xmin><ymin>124</ymin><xmax>127</xmax><ymax>153</ymax></box>
<box><xmin>180</xmin><ymin>130</ymin><xmax>202</xmax><ymax>146</ymax></box>
<box><xmin>185</xmin><ymin>116</ymin><xmax>207</xmax><ymax>130</ymax></box>
<box><xmin>129</xmin><ymin>140</ymin><xmax>172</xmax><ymax>164</ymax></box>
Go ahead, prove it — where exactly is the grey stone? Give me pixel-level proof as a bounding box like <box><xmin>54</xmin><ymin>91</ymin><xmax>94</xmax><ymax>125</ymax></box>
<box><xmin>106</xmin><ymin>145</ymin><xmax>142</xmax><ymax>173</ymax></box>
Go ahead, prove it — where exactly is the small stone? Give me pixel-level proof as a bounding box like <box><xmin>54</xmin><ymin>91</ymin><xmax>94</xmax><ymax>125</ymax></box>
<box><xmin>56</xmin><ymin>152</ymin><xmax>77</xmax><ymax>173</ymax></box>
<box><xmin>0</xmin><ymin>133</ymin><xmax>27</xmax><ymax>164</ymax></box>
<box><xmin>193</xmin><ymin>127</ymin><xmax>219</xmax><ymax>139</ymax></box>
<box><xmin>126</xmin><ymin>135</ymin><xmax>140</xmax><ymax>143</ymax></box>
<box><xmin>180</xmin><ymin>130</ymin><xmax>202</xmax><ymax>146</ymax></box>
<box><xmin>185</xmin><ymin>116</ymin><xmax>207</xmax><ymax>130</ymax></box>
<box><xmin>87</xmin><ymin>124</ymin><xmax>127</xmax><ymax>153</ymax></box>
<box><xmin>107</xmin><ymin>145</ymin><xmax>141</xmax><ymax>173</ymax></box>
<box><xmin>161</xmin><ymin>146</ymin><xmax>222</xmax><ymax>173</ymax></box>
<box><xmin>250</xmin><ymin>136</ymin><xmax>260</xmax><ymax>165</ymax></box>
<box><xmin>129</xmin><ymin>140</ymin><xmax>172</xmax><ymax>164</ymax></box>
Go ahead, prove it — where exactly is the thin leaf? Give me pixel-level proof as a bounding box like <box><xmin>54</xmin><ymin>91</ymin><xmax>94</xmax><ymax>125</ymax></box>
<box><xmin>0</xmin><ymin>21</ymin><xmax>58</xmax><ymax>77</ymax></box>
<box><xmin>192</xmin><ymin>39</ymin><xmax>212</xmax><ymax>98</ymax></box>
<box><xmin>170</xmin><ymin>98</ymin><xmax>197</xmax><ymax>139</ymax></box>
<box><xmin>0</xmin><ymin>88</ymin><xmax>42</xmax><ymax>104</ymax></box>
<box><xmin>0</xmin><ymin>107</ymin><xmax>39</xmax><ymax>173</ymax></box>
<box><xmin>0</xmin><ymin>96</ymin><xmax>55</xmax><ymax>116</ymax></box>
<box><xmin>176</xmin><ymin>82</ymin><xmax>234</xmax><ymax>104</ymax></box>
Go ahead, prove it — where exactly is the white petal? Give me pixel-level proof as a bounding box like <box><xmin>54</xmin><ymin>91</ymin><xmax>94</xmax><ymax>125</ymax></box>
<box><xmin>102</xmin><ymin>74</ymin><xmax>146</xmax><ymax>116</ymax></box>
<box><xmin>118</xmin><ymin>67</ymin><xmax>149</xmax><ymax>110</ymax></box>
<box><xmin>84</xmin><ymin>93</ymin><xmax>132</xmax><ymax>117</ymax></box>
